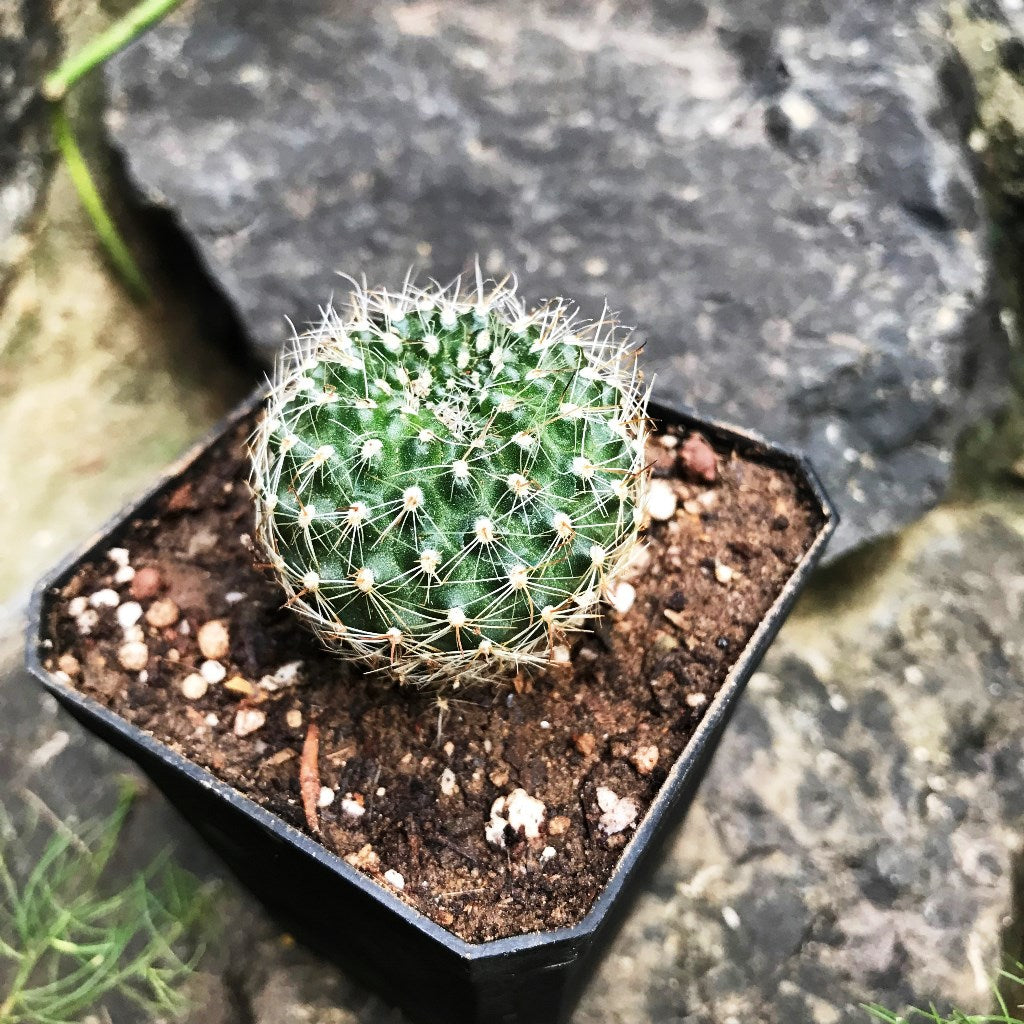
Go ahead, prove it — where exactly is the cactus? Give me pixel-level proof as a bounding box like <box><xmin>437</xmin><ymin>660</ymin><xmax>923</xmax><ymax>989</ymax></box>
<box><xmin>250</xmin><ymin>276</ymin><xmax>650</xmax><ymax>686</ymax></box>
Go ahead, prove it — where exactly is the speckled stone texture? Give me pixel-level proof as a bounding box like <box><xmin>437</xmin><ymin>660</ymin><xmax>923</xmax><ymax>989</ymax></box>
<box><xmin>103</xmin><ymin>0</ymin><xmax>1008</xmax><ymax>561</ymax></box>
<box><xmin>0</xmin><ymin>0</ymin><xmax>57</xmax><ymax>291</ymax></box>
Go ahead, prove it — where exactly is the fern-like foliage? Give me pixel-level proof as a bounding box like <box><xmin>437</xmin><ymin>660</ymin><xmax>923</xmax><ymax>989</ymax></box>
<box><xmin>0</xmin><ymin>783</ymin><xmax>211</xmax><ymax>1024</ymax></box>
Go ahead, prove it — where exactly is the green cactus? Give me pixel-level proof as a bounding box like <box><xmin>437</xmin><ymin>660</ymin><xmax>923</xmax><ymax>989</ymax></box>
<box><xmin>250</xmin><ymin>276</ymin><xmax>649</xmax><ymax>685</ymax></box>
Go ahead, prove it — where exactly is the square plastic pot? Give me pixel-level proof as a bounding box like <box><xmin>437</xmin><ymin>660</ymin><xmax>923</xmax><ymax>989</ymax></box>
<box><xmin>26</xmin><ymin>390</ymin><xmax>837</xmax><ymax>1024</ymax></box>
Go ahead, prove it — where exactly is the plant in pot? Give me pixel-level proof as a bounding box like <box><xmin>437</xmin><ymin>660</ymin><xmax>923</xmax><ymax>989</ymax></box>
<box><xmin>28</xmin><ymin>276</ymin><xmax>836</xmax><ymax>1024</ymax></box>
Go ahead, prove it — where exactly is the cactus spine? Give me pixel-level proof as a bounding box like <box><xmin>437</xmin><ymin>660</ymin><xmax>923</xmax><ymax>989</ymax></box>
<box><xmin>251</xmin><ymin>276</ymin><xmax>650</xmax><ymax>686</ymax></box>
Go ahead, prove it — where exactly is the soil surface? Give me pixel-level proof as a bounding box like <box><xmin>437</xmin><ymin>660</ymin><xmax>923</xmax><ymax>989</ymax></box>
<box><xmin>43</xmin><ymin>411</ymin><xmax>822</xmax><ymax>943</ymax></box>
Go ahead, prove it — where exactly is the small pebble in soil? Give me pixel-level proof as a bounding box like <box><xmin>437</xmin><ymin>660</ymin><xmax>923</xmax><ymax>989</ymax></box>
<box><xmin>224</xmin><ymin>676</ymin><xmax>255</xmax><ymax>697</ymax></box>
<box><xmin>204</xmin><ymin>712</ymin><xmax>218</xmax><ymax>727</ymax></box>
<box><xmin>551</xmin><ymin>645</ymin><xmax>571</xmax><ymax>665</ymax></box>
<box><xmin>233</xmin><ymin>708</ymin><xmax>266</xmax><ymax>737</ymax></box>
<box><xmin>114</xmin><ymin>565</ymin><xmax>136</xmax><ymax>585</ymax></box>
<box><xmin>505</xmin><ymin>789</ymin><xmax>546</xmax><ymax>839</ymax></box>
<box><xmin>596</xmin><ymin>786</ymin><xmax>639</xmax><ymax>835</ymax></box>
<box><xmin>122</xmin><ymin>624</ymin><xmax>145</xmax><ymax>644</ymax></box>
<box><xmin>145</xmin><ymin>598</ymin><xmax>179</xmax><ymax>628</ymax></box>
<box><xmin>57</xmin><ymin>654</ymin><xmax>80</xmax><ymax>677</ymax></box>
<box><xmin>107</xmin><ymin>547</ymin><xmax>130</xmax><ymax>567</ymax></box>
<box><xmin>200</xmin><ymin>660</ymin><xmax>227</xmax><ymax>684</ymax></box>
<box><xmin>647</xmin><ymin>479</ymin><xmax>677</xmax><ymax>521</ymax></box>
<box><xmin>67</xmin><ymin>596</ymin><xmax>87</xmax><ymax>618</ymax></box>
<box><xmin>180</xmin><ymin>673</ymin><xmax>209</xmax><ymax>700</ymax></box>
<box><xmin>346</xmin><ymin>844</ymin><xmax>380</xmax><ymax>870</ymax></box>
<box><xmin>679</xmin><ymin>433</ymin><xmax>718</xmax><ymax>482</ymax></box>
<box><xmin>285</xmin><ymin>708</ymin><xmax>302</xmax><ymax>729</ymax></box>
<box><xmin>260</xmin><ymin>660</ymin><xmax>303</xmax><ymax>691</ymax></box>
<box><xmin>662</xmin><ymin>607</ymin><xmax>687</xmax><ymax>630</ymax></box>
<box><xmin>116</xmin><ymin>601</ymin><xmax>143</xmax><ymax>630</ymax></box>
<box><xmin>225</xmin><ymin>591</ymin><xmax>246</xmax><ymax>604</ymax></box>
<box><xmin>131</xmin><ymin>567</ymin><xmax>162</xmax><ymax>600</ymax></box>
<box><xmin>685</xmin><ymin>692</ymin><xmax>708</xmax><ymax>708</ymax></box>
<box><xmin>541</xmin><ymin>846</ymin><xmax>557</xmax><ymax>863</ymax></box>
<box><xmin>384</xmin><ymin>869</ymin><xmax>405</xmax><ymax>891</ymax></box>
<box><xmin>117</xmin><ymin>641</ymin><xmax>149</xmax><ymax>671</ymax></box>
<box><xmin>715</xmin><ymin>561</ymin><xmax>735</xmax><ymax>585</ymax></box>
<box><xmin>197</xmin><ymin>620</ymin><xmax>230</xmax><ymax>660</ymax></box>
<box><xmin>573</xmin><ymin>733</ymin><xmax>597</xmax><ymax>756</ymax></box>
<box><xmin>89</xmin><ymin>588</ymin><xmax>120</xmax><ymax>609</ymax></box>
<box><xmin>341</xmin><ymin>796</ymin><xmax>366</xmax><ymax>818</ymax></box>
<box><xmin>549</xmin><ymin>815</ymin><xmax>571</xmax><ymax>836</ymax></box>
<box><xmin>439</xmin><ymin>767</ymin><xmax>458</xmax><ymax>797</ymax></box>
<box><xmin>485</xmin><ymin>807</ymin><xmax>509</xmax><ymax>849</ymax></box>
<box><xmin>605</xmin><ymin>579</ymin><xmax>636</xmax><ymax>614</ymax></box>
<box><xmin>632</xmin><ymin>745</ymin><xmax>660</xmax><ymax>775</ymax></box>
<box><xmin>317</xmin><ymin>786</ymin><xmax>335</xmax><ymax>808</ymax></box>
<box><xmin>75</xmin><ymin>609</ymin><xmax>99</xmax><ymax>635</ymax></box>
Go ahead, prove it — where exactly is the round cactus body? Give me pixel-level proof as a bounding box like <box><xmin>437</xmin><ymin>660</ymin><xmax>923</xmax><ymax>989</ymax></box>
<box><xmin>251</xmin><ymin>278</ymin><xmax>649</xmax><ymax>685</ymax></box>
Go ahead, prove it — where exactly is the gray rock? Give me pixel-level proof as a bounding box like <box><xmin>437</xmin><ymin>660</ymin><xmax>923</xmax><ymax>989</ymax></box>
<box><xmin>0</xmin><ymin>0</ymin><xmax>57</xmax><ymax>292</ymax></box>
<box><xmin>103</xmin><ymin>0</ymin><xmax>1007</xmax><ymax>560</ymax></box>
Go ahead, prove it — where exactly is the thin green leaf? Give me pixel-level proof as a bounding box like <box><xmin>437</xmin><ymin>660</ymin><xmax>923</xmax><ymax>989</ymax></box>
<box><xmin>42</xmin><ymin>0</ymin><xmax>184</xmax><ymax>101</ymax></box>
<box><xmin>49</xmin><ymin>106</ymin><xmax>150</xmax><ymax>301</ymax></box>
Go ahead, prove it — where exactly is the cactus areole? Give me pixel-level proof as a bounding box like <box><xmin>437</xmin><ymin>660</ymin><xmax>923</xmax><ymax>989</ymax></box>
<box><xmin>251</xmin><ymin>278</ymin><xmax>650</xmax><ymax>686</ymax></box>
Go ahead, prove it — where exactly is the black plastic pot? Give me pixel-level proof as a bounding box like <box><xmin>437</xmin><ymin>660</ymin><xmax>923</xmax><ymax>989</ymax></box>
<box><xmin>26</xmin><ymin>390</ymin><xmax>836</xmax><ymax>1024</ymax></box>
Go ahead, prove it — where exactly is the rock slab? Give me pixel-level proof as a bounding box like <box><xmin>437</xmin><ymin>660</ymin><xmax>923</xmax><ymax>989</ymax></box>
<box><xmin>104</xmin><ymin>0</ymin><xmax>1008</xmax><ymax>560</ymax></box>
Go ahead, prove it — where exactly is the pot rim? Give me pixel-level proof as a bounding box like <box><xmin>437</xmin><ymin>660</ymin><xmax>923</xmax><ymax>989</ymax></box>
<box><xmin>24</xmin><ymin>386</ymin><xmax>837</xmax><ymax>961</ymax></box>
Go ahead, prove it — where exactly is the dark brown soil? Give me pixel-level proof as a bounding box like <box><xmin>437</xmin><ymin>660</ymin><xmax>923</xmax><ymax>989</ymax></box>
<box><xmin>43</xmin><ymin>412</ymin><xmax>822</xmax><ymax>943</ymax></box>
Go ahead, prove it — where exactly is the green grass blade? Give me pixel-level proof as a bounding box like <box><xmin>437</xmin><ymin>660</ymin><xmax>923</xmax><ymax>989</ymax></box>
<box><xmin>42</xmin><ymin>0</ymin><xmax>184</xmax><ymax>101</ymax></box>
<box><xmin>50</xmin><ymin>105</ymin><xmax>150</xmax><ymax>301</ymax></box>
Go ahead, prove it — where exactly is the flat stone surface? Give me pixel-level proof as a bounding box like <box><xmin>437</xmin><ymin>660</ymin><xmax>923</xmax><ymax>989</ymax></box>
<box><xmin>104</xmin><ymin>0</ymin><xmax>1008</xmax><ymax>560</ymax></box>
<box><xmin>0</xmin><ymin>163</ymin><xmax>249</xmax><ymax>607</ymax></box>
<box><xmin>4</xmin><ymin>500</ymin><xmax>1023</xmax><ymax>1023</ymax></box>
<box><xmin>0</xmin><ymin>0</ymin><xmax>57</xmax><ymax>290</ymax></box>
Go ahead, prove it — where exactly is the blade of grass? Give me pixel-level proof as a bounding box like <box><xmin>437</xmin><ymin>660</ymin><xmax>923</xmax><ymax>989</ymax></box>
<box><xmin>50</xmin><ymin>105</ymin><xmax>150</xmax><ymax>301</ymax></box>
<box><xmin>41</xmin><ymin>0</ymin><xmax>184</xmax><ymax>102</ymax></box>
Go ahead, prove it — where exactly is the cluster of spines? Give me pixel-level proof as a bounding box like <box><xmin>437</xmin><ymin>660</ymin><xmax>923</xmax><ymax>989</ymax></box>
<box><xmin>250</xmin><ymin>274</ymin><xmax>650</xmax><ymax>686</ymax></box>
